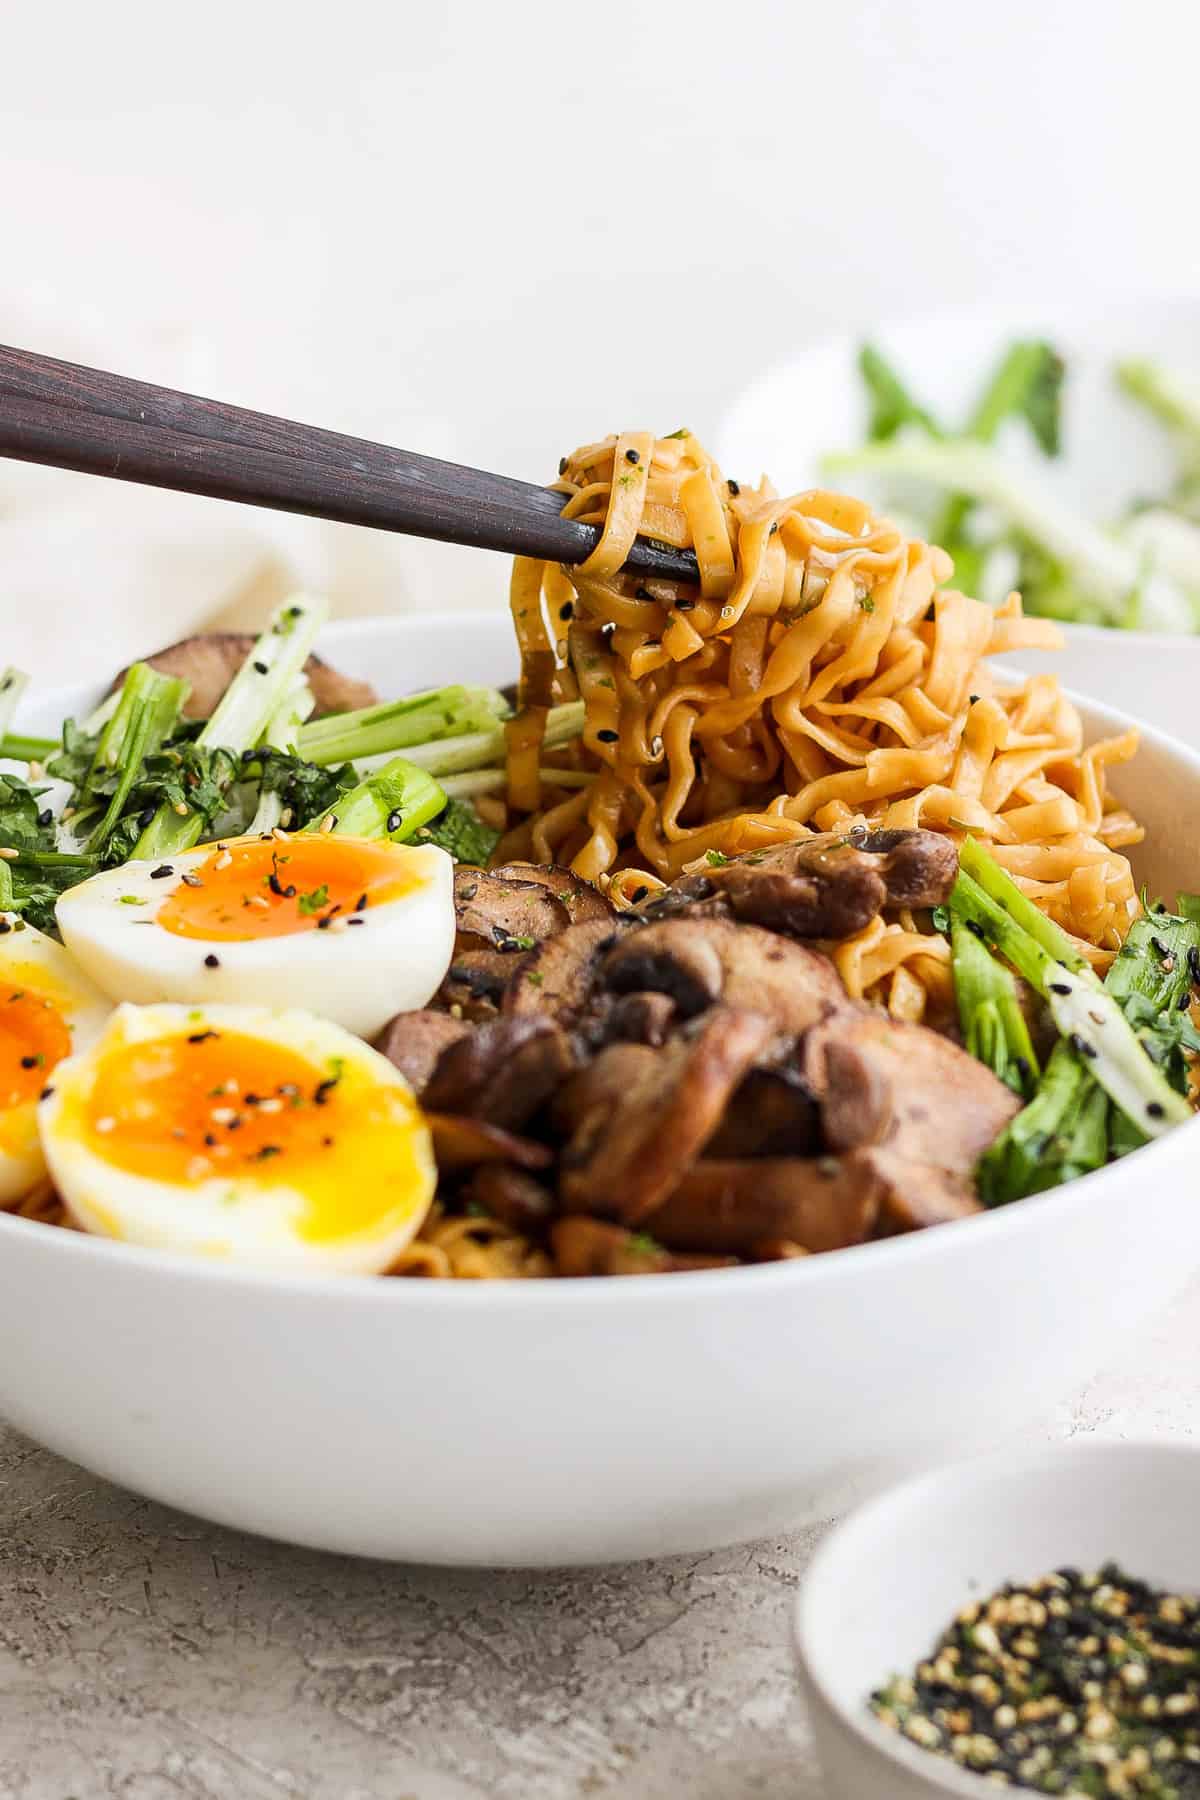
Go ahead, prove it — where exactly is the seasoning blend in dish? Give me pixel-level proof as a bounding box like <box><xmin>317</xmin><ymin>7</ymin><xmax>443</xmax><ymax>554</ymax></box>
<box><xmin>873</xmin><ymin>1564</ymin><xmax>1200</xmax><ymax>1795</ymax></box>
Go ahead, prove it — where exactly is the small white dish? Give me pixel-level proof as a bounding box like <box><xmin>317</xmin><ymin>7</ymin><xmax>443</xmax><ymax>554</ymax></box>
<box><xmin>715</xmin><ymin>295</ymin><xmax>1200</xmax><ymax>744</ymax></box>
<box><xmin>794</xmin><ymin>1442</ymin><xmax>1200</xmax><ymax>1798</ymax></box>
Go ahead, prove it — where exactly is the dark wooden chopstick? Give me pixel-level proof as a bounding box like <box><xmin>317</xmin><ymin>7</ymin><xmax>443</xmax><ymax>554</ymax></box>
<box><xmin>0</xmin><ymin>344</ymin><xmax>701</xmax><ymax>583</ymax></box>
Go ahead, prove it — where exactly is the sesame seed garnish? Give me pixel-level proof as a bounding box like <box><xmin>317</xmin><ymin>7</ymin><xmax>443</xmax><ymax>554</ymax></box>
<box><xmin>597</xmin><ymin>728</ymin><xmax>619</xmax><ymax>744</ymax></box>
<box><xmin>875</xmin><ymin>1564</ymin><xmax>1200</xmax><ymax>1791</ymax></box>
<box><xmin>95</xmin><ymin>1116</ymin><xmax>116</xmax><ymax>1134</ymax></box>
<box><xmin>150</xmin><ymin>864</ymin><xmax>174</xmax><ymax>880</ymax></box>
<box><xmin>214</xmin><ymin>849</ymin><xmax>233</xmax><ymax>870</ymax></box>
<box><xmin>247</xmin><ymin>895</ymin><xmax>270</xmax><ymax>910</ymax></box>
<box><xmin>319</xmin><ymin>814</ymin><xmax>335</xmax><ymax>834</ymax></box>
<box><xmin>271</xmin><ymin>827</ymin><xmax>290</xmax><ymax>842</ymax></box>
<box><xmin>0</xmin><ymin>848</ymin><xmax>18</xmax><ymax>862</ymax></box>
<box><xmin>203</xmin><ymin>954</ymin><xmax>220</xmax><ymax>969</ymax></box>
<box><xmin>253</xmin><ymin>660</ymin><xmax>269</xmax><ymax>674</ymax></box>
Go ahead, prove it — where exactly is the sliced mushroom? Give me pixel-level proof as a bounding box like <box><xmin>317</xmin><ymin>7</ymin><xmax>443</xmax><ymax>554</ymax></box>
<box><xmin>601</xmin><ymin>917</ymin><xmax>846</xmax><ymax>1044</ymax></box>
<box><xmin>602</xmin><ymin>990</ymin><xmax>678</xmax><ymax>1048</ymax></box>
<box><xmin>550</xmin><ymin>1217</ymin><xmax>735</xmax><ymax>1277</ymax></box>
<box><xmin>505</xmin><ymin>917</ymin><xmax>627</xmax><ymax>1027</ymax></box>
<box><xmin>121</xmin><ymin>633</ymin><xmax>377</xmax><ymax>720</ymax></box>
<box><xmin>422</xmin><ymin>1016</ymin><xmax>575</xmax><ymax>1131</ymax></box>
<box><xmin>373</xmin><ymin>1009</ymin><xmax>471</xmax><ymax>1094</ymax></box>
<box><xmin>462</xmin><ymin>1164</ymin><xmax>556</xmax><ymax>1235</ymax></box>
<box><xmin>491</xmin><ymin>863</ymin><xmax>615</xmax><ymax>924</ymax></box>
<box><xmin>453</xmin><ymin>866</ymin><xmax>571</xmax><ymax>952</ymax></box>
<box><xmin>426</xmin><ymin>1113</ymin><xmax>553</xmax><ymax>1174</ymax></box>
<box><xmin>649</xmin><ymin>1156</ymin><xmax>878</xmax><ymax>1256</ymax></box>
<box><xmin>803</xmin><ymin>1010</ymin><xmax>1020</xmax><ymax>1174</ymax></box>
<box><xmin>846</xmin><ymin>1146</ymin><xmax>983</xmax><ymax>1233</ymax></box>
<box><xmin>433</xmin><ymin>947</ymin><xmax>522</xmax><ymax>1022</ymax></box>
<box><xmin>703</xmin><ymin>1066</ymin><xmax>818</xmax><ymax>1159</ymax></box>
<box><xmin>557</xmin><ymin>1007</ymin><xmax>776</xmax><ymax>1224</ymax></box>
<box><xmin>637</xmin><ymin>828</ymin><xmax>958</xmax><ymax>938</ymax></box>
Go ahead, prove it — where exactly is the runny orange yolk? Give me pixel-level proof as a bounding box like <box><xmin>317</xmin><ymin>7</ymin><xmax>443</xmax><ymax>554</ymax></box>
<box><xmin>157</xmin><ymin>836</ymin><xmax>417</xmax><ymax>942</ymax></box>
<box><xmin>79</xmin><ymin>1029</ymin><xmax>431</xmax><ymax>1242</ymax></box>
<box><xmin>1</xmin><ymin>989</ymin><xmax>72</xmax><ymax>1110</ymax></box>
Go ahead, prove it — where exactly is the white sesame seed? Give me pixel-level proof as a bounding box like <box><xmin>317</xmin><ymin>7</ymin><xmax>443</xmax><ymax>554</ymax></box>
<box><xmin>0</xmin><ymin>847</ymin><xmax>17</xmax><ymax>862</ymax></box>
<box><xmin>319</xmin><ymin>814</ymin><xmax>335</xmax><ymax>834</ymax></box>
<box><xmin>248</xmin><ymin>895</ymin><xmax>270</xmax><ymax>910</ymax></box>
<box><xmin>271</xmin><ymin>827</ymin><xmax>290</xmax><ymax>842</ymax></box>
<box><xmin>215</xmin><ymin>850</ymin><xmax>232</xmax><ymax>870</ymax></box>
<box><xmin>210</xmin><ymin>1107</ymin><xmax>237</xmax><ymax>1126</ymax></box>
<box><xmin>186</xmin><ymin>1156</ymin><xmax>212</xmax><ymax>1181</ymax></box>
<box><xmin>257</xmin><ymin>1097</ymin><xmax>284</xmax><ymax>1114</ymax></box>
<box><xmin>27</xmin><ymin>760</ymin><xmax>44</xmax><ymax>781</ymax></box>
<box><xmin>95</xmin><ymin>1116</ymin><xmax>116</xmax><ymax>1134</ymax></box>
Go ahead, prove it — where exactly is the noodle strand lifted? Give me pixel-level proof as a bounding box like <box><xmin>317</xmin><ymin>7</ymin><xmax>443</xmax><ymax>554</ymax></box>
<box><xmin>503</xmin><ymin>431</ymin><xmax>1142</xmax><ymax>1016</ymax></box>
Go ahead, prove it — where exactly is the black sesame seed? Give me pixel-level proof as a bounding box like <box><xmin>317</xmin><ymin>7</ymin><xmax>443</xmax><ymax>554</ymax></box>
<box><xmin>204</xmin><ymin>1133</ymin><xmax>218</xmax><ymax>1148</ymax></box>
<box><xmin>674</xmin><ymin>597</ymin><xmax>696</xmax><ymax>611</ymax></box>
<box><xmin>1180</xmin><ymin>989</ymin><xmax>1193</xmax><ymax>1010</ymax></box>
<box><xmin>625</xmin><ymin>447</ymin><xmax>640</xmax><ymax>465</ymax></box>
<box><xmin>386</xmin><ymin>809</ymin><xmax>403</xmax><ymax>833</ymax></box>
<box><xmin>203</xmin><ymin>953</ymin><xmax>220</xmax><ymax>969</ymax></box>
<box><xmin>596</xmin><ymin>728</ymin><xmax>619</xmax><ymax>744</ymax></box>
<box><xmin>559</xmin><ymin>601</ymin><xmax>574</xmax><ymax>620</ymax></box>
<box><xmin>253</xmin><ymin>660</ymin><xmax>269</xmax><ymax>674</ymax></box>
<box><xmin>346</xmin><ymin>916</ymin><xmax>364</xmax><ymax>925</ymax></box>
<box><xmin>632</xmin><ymin>885</ymin><xmax>649</xmax><ymax>903</ymax></box>
<box><xmin>557</xmin><ymin>456</ymin><xmax>568</xmax><ymax>476</ymax></box>
<box><xmin>1148</xmin><ymin>1100</ymin><xmax>1166</xmax><ymax>1119</ymax></box>
<box><xmin>964</xmin><ymin>919</ymin><xmax>986</xmax><ymax>939</ymax></box>
<box><xmin>187</xmin><ymin>1030</ymin><xmax>219</xmax><ymax>1045</ymax></box>
<box><xmin>316</xmin><ymin>916</ymin><xmax>331</xmax><ymax>930</ymax></box>
<box><xmin>968</xmin><ymin>693</ymin><xmax>980</xmax><ymax>705</ymax></box>
<box><xmin>40</xmin><ymin>1085</ymin><xmax>53</xmax><ymax>1101</ymax></box>
<box><xmin>37</xmin><ymin>808</ymin><xmax>53</xmax><ymax>828</ymax></box>
<box><xmin>1049</xmin><ymin>981</ymin><xmax>1072</xmax><ymax>995</ymax></box>
<box><xmin>1069</xmin><ymin>1032</ymin><xmax>1098</xmax><ymax>1060</ymax></box>
<box><xmin>19</xmin><ymin>1055</ymin><xmax>37</xmax><ymax>1069</ymax></box>
<box><xmin>727</xmin><ymin>478</ymin><xmax>740</xmax><ymax>497</ymax></box>
<box><xmin>354</xmin><ymin>893</ymin><xmax>367</xmax><ymax>912</ymax></box>
<box><xmin>138</xmin><ymin>806</ymin><xmax>157</xmax><ymax>828</ymax></box>
<box><xmin>150</xmin><ymin>864</ymin><xmax>174</xmax><ymax>880</ymax></box>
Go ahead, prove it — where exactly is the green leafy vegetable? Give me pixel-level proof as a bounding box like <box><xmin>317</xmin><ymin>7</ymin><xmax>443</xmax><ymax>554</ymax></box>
<box><xmin>414</xmin><ymin>799</ymin><xmax>502</xmax><ymax>865</ymax></box>
<box><xmin>950</xmin><ymin>917</ymin><xmax>1039</xmax><ymax>1098</ymax></box>
<box><xmin>858</xmin><ymin>345</ymin><xmax>941</xmax><ymax>443</ymax></box>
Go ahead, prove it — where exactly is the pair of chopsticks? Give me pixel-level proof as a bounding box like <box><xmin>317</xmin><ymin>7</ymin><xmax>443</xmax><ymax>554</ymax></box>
<box><xmin>0</xmin><ymin>344</ymin><xmax>700</xmax><ymax>582</ymax></box>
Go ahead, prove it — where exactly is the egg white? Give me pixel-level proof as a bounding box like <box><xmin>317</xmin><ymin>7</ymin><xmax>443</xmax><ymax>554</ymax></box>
<box><xmin>0</xmin><ymin>916</ymin><xmax>111</xmax><ymax>1203</ymax></box>
<box><xmin>55</xmin><ymin>835</ymin><xmax>455</xmax><ymax>1037</ymax></box>
<box><xmin>39</xmin><ymin>1002</ymin><xmax>437</xmax><ymax>1274</ymax></box>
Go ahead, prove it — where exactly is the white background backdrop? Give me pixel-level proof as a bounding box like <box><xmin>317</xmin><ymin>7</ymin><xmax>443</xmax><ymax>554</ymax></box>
<box><xmin>5</xmin><ymin>0</ymin><xmax>1200</xmax><ymax>677</ymax></box>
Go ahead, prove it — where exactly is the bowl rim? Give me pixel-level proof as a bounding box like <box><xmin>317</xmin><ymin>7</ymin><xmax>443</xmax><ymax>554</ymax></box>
<box><xmin>5</xmin><ymin>611</ymin><xmax>1200</xmax><ymax>1309</ymax></box>
<box><xmin>792</xmin><ymin>1439</ymin><xmax>1200</xmax><ymax>1798</ymax></box>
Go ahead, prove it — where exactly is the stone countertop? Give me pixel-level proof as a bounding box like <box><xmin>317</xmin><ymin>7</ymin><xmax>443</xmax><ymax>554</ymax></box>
<box><xmin>2</xmin><ymin>1282</ymin><xmax>1197</xmax><ymax>1800</ymax></box>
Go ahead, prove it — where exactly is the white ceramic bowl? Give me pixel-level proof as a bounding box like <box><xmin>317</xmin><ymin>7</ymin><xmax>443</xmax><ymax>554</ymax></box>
<box><xmin>715</xmin><ymin>295</ymin><xmax>1200</xmax><ymax>742</ymax></box>
<box><xmin>3</xmin><ymin>614</ymin><xmax>1200</xmax><ymax>1566</ymax></box>
<box><xmin>795</xmin><ymin>1442</ymin><xmax>1200</xmax><ymax>1799</ymax></box>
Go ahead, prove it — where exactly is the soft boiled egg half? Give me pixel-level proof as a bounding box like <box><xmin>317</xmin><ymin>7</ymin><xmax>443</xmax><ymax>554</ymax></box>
<box><xmin>56</xmin><ymin>832</ymin><xmax>454</xmax><ymax>1038</ymax></box>
<box><xmin>39</xmin><ymin>1003</ymin><xmax>437</xmax><ymax>1273</ymax></box>
<box><xmin>0</xmin><ymin>917</ymin><xmax>110</xmax><ymax>1203</ymax></box>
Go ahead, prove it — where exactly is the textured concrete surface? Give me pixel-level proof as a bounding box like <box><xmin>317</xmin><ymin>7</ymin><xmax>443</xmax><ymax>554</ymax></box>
<box><xmin>2</xmin><ymin>1279</ymin><xmax>1199</xmax><ymax>1800</ymax></box>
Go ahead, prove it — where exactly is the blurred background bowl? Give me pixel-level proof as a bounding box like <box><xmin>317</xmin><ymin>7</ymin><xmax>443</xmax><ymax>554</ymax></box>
<box><xmin>717</xmin><ymin>296</ymin><xmax>1200</xmax><ymax>740</ymax></box>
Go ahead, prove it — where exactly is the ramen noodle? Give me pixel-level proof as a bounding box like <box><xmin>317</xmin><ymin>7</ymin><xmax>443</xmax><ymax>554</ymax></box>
<box><xmin>503</xmin><ymin>431</ymin><xmax>1142</xmax><ymax>1018</ymax></box>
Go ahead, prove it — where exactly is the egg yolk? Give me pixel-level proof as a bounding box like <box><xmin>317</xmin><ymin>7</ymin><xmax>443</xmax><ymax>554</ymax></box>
<box><xmin>77</xmin><ymin>1028</ymin><xmax>430</xmax><ymax>1242</ymax></box>
<box><xmin>157</xmin><ymin>836</ymin><xmax>418</xmax><ymax>942</ymax></box>
<box><xmin>0</xmin><ymin>987</ymin><xmax>72</xmax><ymax>1110</ymax></box>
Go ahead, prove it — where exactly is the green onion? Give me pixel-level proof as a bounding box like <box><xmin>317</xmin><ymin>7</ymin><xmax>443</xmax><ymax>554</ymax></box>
<box><xmin>309</xmin><ymin>757</ymin><xmax>446</xmax><ymax>843</ymax></box>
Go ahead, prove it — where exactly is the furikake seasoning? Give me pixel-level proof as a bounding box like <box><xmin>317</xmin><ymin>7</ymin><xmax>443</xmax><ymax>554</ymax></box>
<box><xmin>871</xmin><ymin>1564</ymin><xmax>1200</xmax><ymax>1795</ymax></box>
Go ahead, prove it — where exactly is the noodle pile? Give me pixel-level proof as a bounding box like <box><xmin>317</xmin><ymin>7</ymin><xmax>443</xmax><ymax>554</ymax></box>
<box><xmin>501</xmin><ymin>430</ymin><xmax>1142</xmax><ymax>1020</ymax></box>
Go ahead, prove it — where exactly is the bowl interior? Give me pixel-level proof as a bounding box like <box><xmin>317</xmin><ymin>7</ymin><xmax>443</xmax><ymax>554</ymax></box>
<box><xmin>797</xmin><ymin>1444</ymin><xmax>1200</xmax><ymax>1792</ymax></box>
